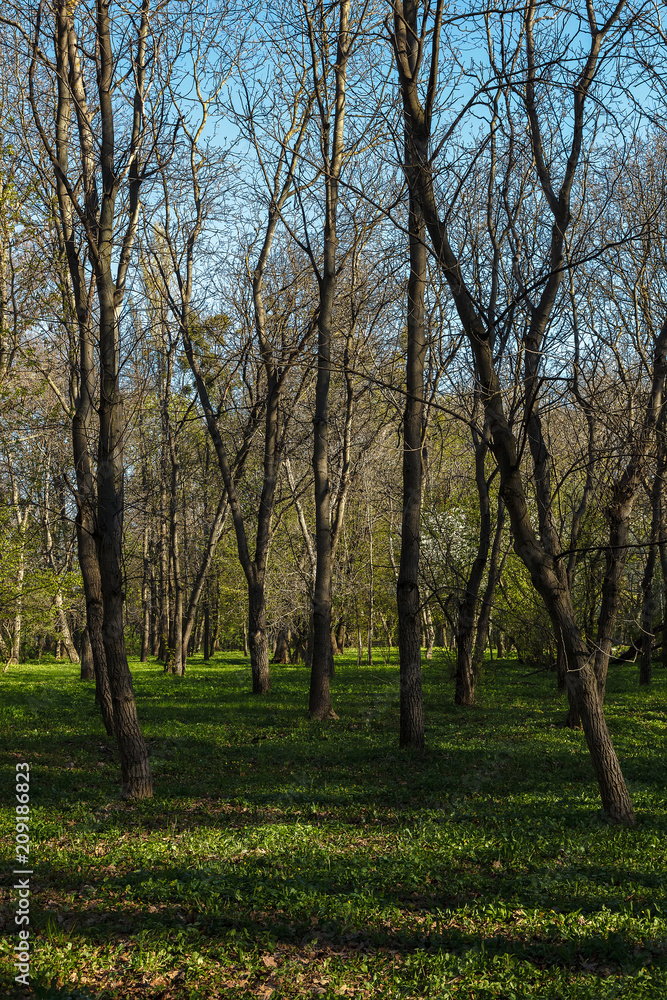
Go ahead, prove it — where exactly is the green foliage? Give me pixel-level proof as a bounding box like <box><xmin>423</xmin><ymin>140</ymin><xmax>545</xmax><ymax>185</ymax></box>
<box><xmin>0</xmin><ymin>655</ymin><xmax>666</xmax><ymax>998</ymax></box>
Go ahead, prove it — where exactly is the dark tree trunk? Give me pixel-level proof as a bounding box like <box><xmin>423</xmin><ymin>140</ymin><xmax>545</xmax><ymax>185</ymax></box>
<box><xmin>594</xmin><ymin>491</ymin><xmax>638</xmax><ymax>702</ymax></box>
<box><xmin>336</xmin><ymin>621</ymin><xmax>346</xmax><ymax>653</ymax></box>
<box><xmin>556</xmin><ymin>631</ymin><xmax>567</xmax><ymax>691</ymax></box>
<box><xmin>472</xmin><ymin>499</ymin><xmax>506</xmax><ymax>674</ymax></box>
<box><xmin>273</xmin><ymin>628</ymin><xmax>291</xmax><ymax>664</ymax></box>
<box><xmin>422</xmin><ymin>606</ymin><xmax>434</xmax><ymax>660</ymax></box>
<box><xmin>98</xmin><ymin>290</ymin><xmax>153</xmax><ymax>799</ymax></box>
<box><xmin>396</xmin><ymin>115</ymin><xmax>426</xmax><ymax>744</ymax></box>
<box><xmin>455</xmin><ymin>628</ymin><xmax>475</xmax><ymax>707</ymax></box>
<box><xmin>43</xmin><ymin>0</ymin><xmax>152</xmax><ymax>794</ymax></box>
<box><xmin>660</xmin><ymin>482</ymin><xmax>667</xmax><ymax>674</ymax></box>
<box><xmin>203</xmin><ymin>594</ymin><xmax>210</xmax><ymax>662</ymax></box>
<box><xmin>308</xmin><ymin>2</ymin><xmax>350</xmax><ymax>722</ymax></box>
<box><xmin>640</xmin><ymin>451</ymin><xmax>665</xmax><ymax>686</ymax></box>
<box><xmin>76</xmin><ymin>505</ymin><xmax>114</xmax><ymax>737</ymax></box>
<box><xmin>140</xmin><ymin>523</ymin><xmax>150</xmax><ymax>662</ymax></box>
<box><xmin>79</xmin><ymin>626</ymin><xmax>95</xmax><ymax>681</ymax></box>
<box><xmin>249</xmin><ymin>581</ymin><xmax>271</xmax><ymax>693</ymax></box>
<box><xmin>455</xmin><ymin>420</ymin><xmax>492</xmax><ymax>706</ymax></box>
<box><xmin>158</xmin><ymin>471</ymin><xmax>170</xmax><ymax>665</ymax></box>
<box><xmin>150</xmin><ymin>563</ymin><xmax>159</xmax><ymax>657</ymax></box>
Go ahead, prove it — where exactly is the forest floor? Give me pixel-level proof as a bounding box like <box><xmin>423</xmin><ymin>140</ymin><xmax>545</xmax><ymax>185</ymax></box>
<box><xmin>0</xmin><ymin>650</ymin><xmax>666</xmax><ymax>999</ymax></box>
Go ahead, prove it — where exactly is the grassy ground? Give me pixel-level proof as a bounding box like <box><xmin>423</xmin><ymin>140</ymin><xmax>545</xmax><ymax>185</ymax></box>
<box><xmin>0</xmin><ymin>649</ymin><xmax>666</xmax><ymax>999</ymax></box>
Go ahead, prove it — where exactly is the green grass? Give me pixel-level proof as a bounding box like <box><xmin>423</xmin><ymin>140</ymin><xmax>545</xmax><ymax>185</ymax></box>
<box><xmin>1</xmin><ymin>650</ymin><xmax>666</xmax><ymax>999</ymax></box>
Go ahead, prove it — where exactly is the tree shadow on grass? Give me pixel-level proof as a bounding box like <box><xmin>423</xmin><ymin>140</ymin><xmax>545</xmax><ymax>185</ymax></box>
<box><xmin>2</xmin><ymin>846</ymin><xmax>665</xmax><ymax>995</ymax></box>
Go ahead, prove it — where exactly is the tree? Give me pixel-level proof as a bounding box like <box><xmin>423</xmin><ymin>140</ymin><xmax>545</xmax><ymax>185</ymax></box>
<box><xmin>7</xmin><ymin>0</ymin><xmax>162</xmax><ymax>797</ymax></box>
<box><xmin>396</xmin><ymin>0</ymin><xmax>427</xmax><ymax>746</ymax></box>
<box><xmin>389</xmin><ymin>0</ymin><xmax>639</xmax><ymax>823</ymax></box>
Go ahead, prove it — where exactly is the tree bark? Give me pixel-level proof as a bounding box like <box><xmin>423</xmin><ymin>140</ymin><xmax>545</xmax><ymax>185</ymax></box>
<box><xmin>203</xmin><ymin>589</ymin><xmax>211</xmax><ymax>662</ymax></box>
<box><xmin>422</xmin><ymin>606</ymin><xmax>435</xmax><ymax>660</ymax></box>
<box><xmin>397</xmin><ymin>77</ymin><xmax>426</xmax><ymax>745</ymax></box>
<box><xmin>640</xmin><ymin>458</ymin><xmax>663</xmax><ymax>686</ymax></box>
<box><xmin>249</xmin><ymin>579</ymin><xmax>271</xmax><ymax>693</ymax></box>
<box><xmin>455</xmin><ymin>419</ymin><xmax>491</xmax><ymax>706</ymax></box>
<box><xmin>472</xmin><ymin>498</ymin><xmax>507</xmax><ymax>674</ymax></box>
<box><xmin>273</xmin><ymin>628</ymin><xmax>291</xmax><ymax>664</ymax></box>
<box><xmin>305</xmin><ymin>1</ymin><xmax>350</xmax><ymax>721</ymax></box>
<box><xmin>140</xmin><ymin>523</ymin><xmax>150</xmax><ymax>662</ymax></box>
<box><xmin>80</xmin><ymin>627</ymin><xmax>95</xmax><ymax>681</ymax></box>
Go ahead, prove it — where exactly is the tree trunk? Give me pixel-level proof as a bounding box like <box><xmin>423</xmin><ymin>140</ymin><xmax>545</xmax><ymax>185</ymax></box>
<box><xmin>639</xmin><ymin>450</ymin><xmax>667</xmax><ymax>686</ymax></box>
<box><xmin>54</xmin><ymin>592</ymin><xmax>80</xmax><ymax>663</ymax></box>
<box><xmin>367</xmin><ymin>511</ymin><xmax>374</xmax><ymax>667</ymax></box>
<box><xmin>97</xmin><ymin>284</ymin><xmax>152</xmax><ymax>799</ymax></box>
<box><xmin>158</xmin><ymin>477</ymin><xmax>170</xmax><ymax>664</ymax></box>
<box><xmin>43</xmin><ymin>468</ymin><xmax>80</xmax><ymax>664</ymax></box>
<box><xmin>9</xmin><ymin>545</ymin><xmax>24</xmax><ymax>665</ymax></box>
<box><xmin>336</xmin><ymin>621</ymin><xmax>346</xmax><ymax>653</ymax></box>
<box><xmin>307</xmin><ymin>1</ymin><xmax>350</xmax><ymax>722</ymax></box>
<box><xmin>273</xmin><ymin>628</ymin><xmax>291</xmax><ymax>664</ymax></box>
<box><xmin>150</xmin><ymin>563</ymin><xmax>159</xmax><ymax>657</ymax></box>
<box><xmin>396</xmin><ymin>10</ymin><xmax>427</xmax><ymax>747</ymax></box>
<box><xmin>249</xmin><ymin>580</ymin><xmax>271</xmax><ymax>693</ymax></box>
<box><xmin>472</xmin><ymin>499</ymin><xmax>507</xmax><ymax>674</ymax></box>
<box><xmin>422</xmin><ymin>606</ymin><xmax>435</xmax><ymax>660</ymax></box>
<box><xmin>310</xmin><ymin>304</ymin><xmax>335</xmax><ymax>714</ymax></box>
<box><xmin>80</xmin><ymin>627</ymin><xmax>95</xmax><ymax>680</ymax></box>
<box><xmin>455</xmin><ymin>420</ymin><xmax>493</xmax><ymax>706</ymax></box>
<box><xmin>168</xmin><ymin>425</ymin><xmax>184</xmax><ymax>677</ymax></box>
<box><xmin>203</xmin><ymin>593</ymin><xmax>210</xmax><ymax>662</ymax></box>
<box><xmin>660</xmin><ymin>481</ymin><xmax>667</xmax><ymax>674</ymax></box>
<box><xmin>593</xmin><ymin>491</ymin><xmax>637</xmax><ymax>702</ymax></box>
<box><xmin>140</xmin><ymin>523</ymin><xmax>150</xmax><ymax>662</ymax></box>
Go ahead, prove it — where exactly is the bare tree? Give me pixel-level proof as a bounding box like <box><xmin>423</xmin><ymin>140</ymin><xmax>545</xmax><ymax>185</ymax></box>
<box><xmin>7</xmin><ymin>0</ymin><xmax>163</xmax><ymax>796</ymax></box>
<box><xmin>389</xmin><ymin>0</ymin><xmax>639</xmax><ymax>823</ymax></box>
